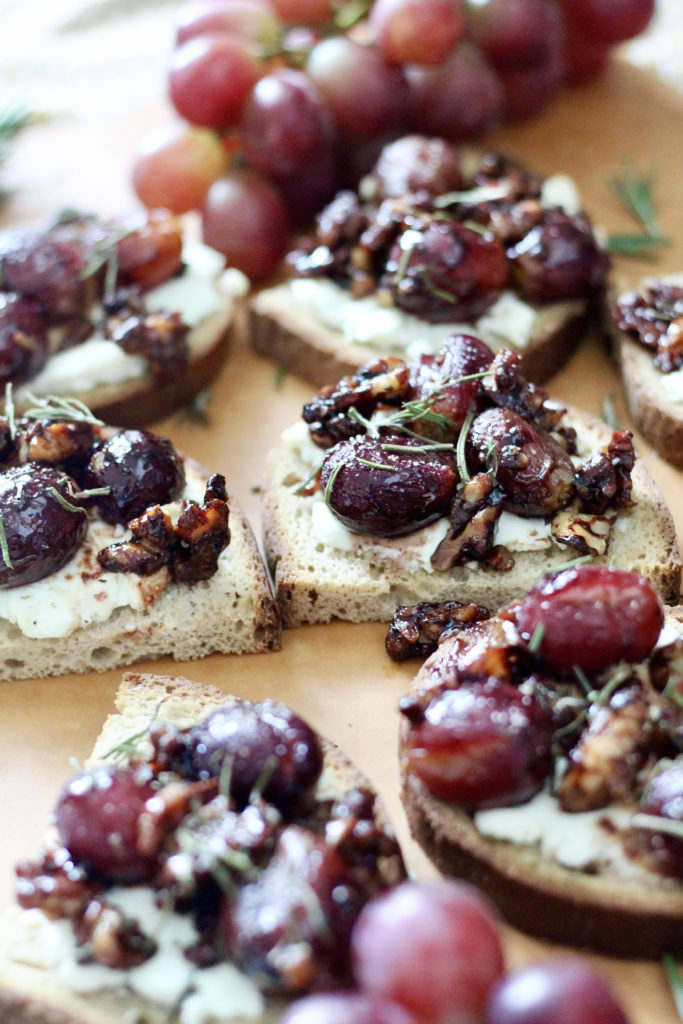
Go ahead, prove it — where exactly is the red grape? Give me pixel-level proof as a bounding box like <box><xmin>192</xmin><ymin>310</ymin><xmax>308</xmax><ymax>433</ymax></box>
<box><xmin>561</xmin><ymin>0</ymin><xmax>655</xmax><ymax>45</ymax></box>
<box><xmin>169</xmin><ymin>33</ymin><xmax>260</xmax><ymax>130</ymax></box>
<box><xmin>484</xmin><ymin>957</ymin><xmax>630</xmax><ymax>1024</ymax></box>
<box><xmin>55</xmin><ymin>767</ymin><xmax>159</xmax><ymax>882</ymax></box>
<box><xmin>270</xmin><ymin>0</ymin><xmax>337</xmax><ymax>25</ymax></box>
<box><xmin>401</xmin><ymin>681</ymin><xmax>553</xmax><ymax>808</ymax></box>
<box><xmin>241</xmin><ymin>67</ymin><xmax>334</xmax><ymax>178</ymax></box>
<box><xmin>276</xmin><ymin>145</ymin><xmax>341</xmax><ymax>225</ymax></box>
<box><xmin>406</xmin><ymin>41</ymin><xmax>504</xmax><ymax>141</ymax></box>
<box><xmin>352</xmin><ymin>880</ymin><xmax>505</xmax><ymax>1024</ymax></box>
<box><xmin>562</xmin><ymin>20</ymin><xmax>611</xmax><ymax>84</ymax></box>
<box><xmin>370</xmin><ymin>0</ymin><xmax>466</xmax><ymax>67</ymax></box>
<box><xmin>467</xmin><ymin>0</ymin><xmax>563</xmax><ymax>68</ymax></box>
<box><xmin>175</xmin><ymin>0</ymin><xmax>281</xmax><ymax>50</ymax></box>
<box><xmin>515</xmin><ymin>565</ymin><xmax>664</xmax><ymax>677</ymax></box>
<box><xmin>132</xmin><ymin>122</ymin><xmax>228</xmax><ymax>213</ymax></box>
<box><xmin>278</xmin><ymin>993</ymin><xmax>420</xmax><ymax>1024</ymax></box>
<box><xmin>498</xmin><ymin>54</ymin><xmax>565</xmax><ymax>121</ymax></box>
<box><xmin>307</xmin><ymin>37</ymin><xmax>409</xmax><ymax>138</ymax></box>
<box><xmin>201</xmin><ymin>169</ymin><xmax>291</xmax><ymax>280</ymax></box>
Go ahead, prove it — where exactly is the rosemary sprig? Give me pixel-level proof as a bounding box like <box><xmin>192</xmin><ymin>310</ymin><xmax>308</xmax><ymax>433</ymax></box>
<box><xmin>601</xmin><ymin>393</ymin><xmax>620</xmax><ymax>430</ymax></box>
<box><xmin>0</xmin><ymin>514</ymin><xmax>13</xmax><ymax>569</ymax></box>
<box><xmin>542</xmin><ymin>554</ymin><xmax>594</xmax><ymax>577</ymax></box>
<box><xmin>323</xmin><ymin>460</ymin><xmax>344</xmax><ymax>506</ymax></box>
<box><xmin>22</xmin><ymin>393</ymin><xmax>104</xmax><ymax>425</ymax></box>
<box><xmin>4</xmin><ymin>382</ymin><xmax>16</xmax><ymax>440</ymax></box>
<box><xmin>357</xmin><ymin>456</ymin><xmax>395</xmax><ymax>471</ymax></box>
<box><xmin>455</xmin><ymin>406</ymin><xmax>476</xmax><ymax>483</ymax></box>
<box><xmin>0</xmin><ymin>106</ymin><xmax>34</xmax><ymax>206</ymax></box>
<box><xmin>607</xmin><ymin>158</ymin><xmax>669</xmax><ymax>258</ymax></box>
<box><xmin>47</xmin><ymin>487</ymin><xmax>88</xmax><ymax>516</ymax></box>
<box><xmin>527</xmin><ymin>622</ymin><xmax>546</xmax><ymax>654</ymax></box>
<box><xmin>663</xmin><ymin>955</ymin><xmax>683</xmax><ymax>1022</ymax></box>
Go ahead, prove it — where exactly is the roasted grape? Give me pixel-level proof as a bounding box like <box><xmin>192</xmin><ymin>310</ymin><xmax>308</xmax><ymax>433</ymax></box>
<box><xmin>468</xmin><ymin>407</ymin><xmax>575</xmax><ymax>516</ymax></box>
<box><xmin>0</xmin><ymin>465</ymin><xmax>88</xmax><ymax>588</ymax></box>
<box><xmin>321</xmin><ymin>435</ymin><xmax>458</xmax><ymax>537</ymax></box>
<box><xmin>400</xmin><ymin>681</ymin><xmax>553</xmax><ymax>808</ymax></box>
<box><xmin>0</xmin><ymin>294</ymin><xmax>49</xmax><ymax>387</ymax></box>
<box><xmin>278</xmin><ymin>992</ymin><xmax>420</xmax><ymax>1024</ymax></box>
<box><xmin>410</xmin><ymin>333</ymin><xmax>493</xmax><ymax>436</ymax></box>
<box><xmin>515</xmin><ymin>564</ymin><xmax>664</xmax><ymax>677</ymax></box>
<box><xmin>81</xmin><ymin>430</ymin><xmax>185</xmax><ymax>526</ymax></box>
<box><xmin>637</xmin><ymin>761</ymin><xmax>683</xmax><ymax>877</ymax></box>
<box><xmin>190</xmin><ymin>699</ymin><xmax>324</xmax><ymax>810</ymax></box>
<box><xmin>55</xmin><ymin>767</ymin><xmax>160</xmax><ymax>882</ymax></box>
<box><xmin>384</xmin><ymin>221</ymin><xmax>508</xmax><ymax>322</ymax></box>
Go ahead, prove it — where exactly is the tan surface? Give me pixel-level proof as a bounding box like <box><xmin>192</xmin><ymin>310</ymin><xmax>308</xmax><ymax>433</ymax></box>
<box><xmin>1</xmin><ymin>59</ymin><xmax>683</xmax><ymax>1022</ymax></box>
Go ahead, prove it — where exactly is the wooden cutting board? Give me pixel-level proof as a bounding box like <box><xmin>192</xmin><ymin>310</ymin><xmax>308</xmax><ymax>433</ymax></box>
<box><xmin>1</xmin><ymin>57</ymin><xmax>682</xmax><ymax>1023</ymax></box>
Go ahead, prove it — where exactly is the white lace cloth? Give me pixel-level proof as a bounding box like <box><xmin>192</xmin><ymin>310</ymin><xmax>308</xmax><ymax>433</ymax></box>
<box><xmin>0</xmin><ymin>0</ymin><xmax>680</xmax><ymax>118</ymax></box>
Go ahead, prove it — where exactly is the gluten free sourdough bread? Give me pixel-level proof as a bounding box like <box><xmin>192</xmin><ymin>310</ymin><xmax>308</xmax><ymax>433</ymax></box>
<box><xmin>398</xmin><ymin>596</ymin><xmax>683</xmax><ymax>959</ymax></box>
<box><xmin>1</xmin><ymin>211</ymin><xmax>245</xmax><ymax>428</ymax></box>
<box><xmin>609</xmin><ymin>273</ymin><xmax>683</xmax><ymax>468</ymax></box>
<box><xmin>249</xmin><ymin>136</ymin><xmax>607</xmax><ymax>387</ymax></box>
<box><xmin>262</xmin><ymin>340</ymin><xmax>680</xmax><ymax>628</ymax></box>
<box><xmin>0</xmin><ymin>420</ymin><xmax>280</xmax><ymax>679</ymax></box>
<box><xmin>0</xmin><ymin>673</ymin><xmax>405</xmax><ymax>1024</ymax></box>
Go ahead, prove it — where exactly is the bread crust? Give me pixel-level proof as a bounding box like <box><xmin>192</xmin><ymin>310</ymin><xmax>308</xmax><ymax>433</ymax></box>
<box><xmin>249</xmin><ymin>282</ymin><xmax>588</xmax><ymax>389</ymax></box>
<box><xmin>0</xmin><ymin>673</ymin><xmax>401</xmax><ymax>1024</ymax></box>
<box><xmin>0</xmin><ymin>456</ymin><xmax>281</xmax><ymax>680</ymax></box>
<box><xmin>399</xmin><ymin>608</ymin><xmax>683</xmax><ymax>959</ymax></box>
<box><xmin>262</xmin><ymin>405</ymin><xmax>681</xmax><ymax>628</ymax></box>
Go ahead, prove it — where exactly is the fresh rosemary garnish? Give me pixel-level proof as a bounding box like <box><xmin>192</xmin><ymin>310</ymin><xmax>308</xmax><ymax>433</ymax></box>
<box><xmin>4</xmin><ymin>382</ymin><xmax>16</xmax><ymax>441</ymax></box>
<box><xmin>22</xmin><ymin>393</ymin><xmax>104</xmax><ymax>425</ymax></box>
<box><xmin>248</xmin><ymin>753</ymin><xmax>279</xmax><ymax>803</ymax></box>
<box><xmin>47</xmin><ymin>487</ymin><xmax>86</xmax><ymax>516</ymax></box>
<box><xmin>274</xmin><ymin>365</ymin><xmax>288</xmax><ymax>390</ymax></box>
<box><xmin>177</xmin><ymin>390</ymin><xmax>212</xmax><ymax>427</ymax></box>
<box><xmin>607</xmin><ymin>158</ymin><xmax>669</xmax><ymax>258</ymax></box>
<box><xmin>0</xmin><ymin>514</ymin><xmax>13</xmax><ymax>569</ymax></box>
<box><xmin>434</xmin><ymin>185</ymin><xmax>510</xmax><ymax>208</ymax></box>
<box><xmin>0</xmin><ymin>106</ymin><xmax>34</xmax><ymax>207</ymax></box>
<box><xmin>455</xmin><ymin>406</ymin><xmax>476</xmax><ymax>483</ymax></box>
<box><xmin>380</xmin><ymin>441</ymin><xmax>453</xmax><ymax>454</ymax></box>
<box><xmin>294</xmin><ymin>463</ymin><xmax>322</xmax><ymax>495</ymax></box>
<box><xmin>663</xmin><ymin>954</ymin><xmax>683</xmax><ymax>1022</ymax></box>
<box><xmin>588</xmin><ymin>662</ymin><xmax>633</xmax><ymax>706</ymax></box>
<box><xmin>357</xmin><ymin>457</ymin><xmax>395</xmax><ymax>471</ymax></box>
<box><xmin>601</xmin><ymin>393</ymin><xmax>620</xmax><ymax>430</ymax></box>
<box><xmin>100</xmin><ymin>725</ymin><xmax>152</xmax><ymax>762</ymax></box>
<box><xmin>542</xmin><ymin>554</ymin><xmax>594</xmax><ymax>577</ymax></box>
<box><xmin>323</xmin><ymin>460</ymin><xmax>344</xmax><ymax>506</ymax></box>
<box><xmin>527</xmin><ymin>622</ymin><xmax>546</xmax><ymax>654</ymax></box>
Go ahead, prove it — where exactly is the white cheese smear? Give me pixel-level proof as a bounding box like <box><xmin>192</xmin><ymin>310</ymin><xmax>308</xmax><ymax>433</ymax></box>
<box><xmin>17</xmin><ymin>244</ymin><xmax>246</xmax><ymax>398</ymax></box>
<box><xmin>0</xmin><ymin>469</ymin><xmax>207</xmax><ymax>639</ymax></box>
<box><xmin>5</xmin><ymin>887</ymin><xmax>263</xmax><ymax>1024</ymax></box>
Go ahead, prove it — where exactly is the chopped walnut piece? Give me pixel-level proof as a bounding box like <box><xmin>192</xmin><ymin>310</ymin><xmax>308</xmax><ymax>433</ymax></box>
<box><xmin>385</xmin><ymin>600</ymin><xmax>491</xmax><ymax>661</ymax></box>
<box><xmin>431</xmin><ymin>473</ymin><xmax>504</xmax><ymax>571</ymax></box>
<box><xmin>551</xmin><ymin>504</ymin><xmax>616</xmax><ymax>557</ymax></box>
<box><xmin>574</xmin><ymin>429</ymin><xmax>635</xmax><ymax>514</ymax></box>
<box><xmin>15</xmin><ymin>419</ymin><xmax>98</xmax><ymax>465</ymax></box>
<box><xmin>108</xmin><ymin>308</ymin><xmax>189</xmax><ymax>383</ymax></box>
<box><xmin>98</xmin><ymin>473</ymin><xmax>230</xmax><ymax>584</ymax></box>
<box><xmin>73</xmin><ymin>897</ymin><xmax>156</xmax><ymax>970</ymax></box>
<box><xmin>558</xmin><ymin>684</ymin><xmax>649</xmax><ymax>812</ymax></box>
<box><xmin>481</xmin><ymin>349</ymin><xmax>564</xmax><ymax>432</ymax></box>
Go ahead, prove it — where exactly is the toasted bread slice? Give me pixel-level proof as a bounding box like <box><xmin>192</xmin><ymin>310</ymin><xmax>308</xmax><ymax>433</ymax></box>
<box><xmin>609</xmin><ymin>273</ymin><xmax>683</xmax><ymax>468</ymax></box>
<box><xmin>0</xmin><ymin>673</ymin><xmax>404</xmax><ymax>1024</ymax></box>
<box><xmin>262</xmin><ymin>405</ymin><xmax>680</xmax><ymax>628</ymax></box>
<box><xmin>399</xmin><ymin>606</ymin><xmax>683</xmax><ymax>958</ymax></box>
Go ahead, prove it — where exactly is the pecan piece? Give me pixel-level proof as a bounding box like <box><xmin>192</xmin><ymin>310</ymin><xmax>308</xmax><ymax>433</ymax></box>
<box><xmin>574</xmin><ymin>429</ymin><xmax>635</xmax><ymax>514</ymax></box>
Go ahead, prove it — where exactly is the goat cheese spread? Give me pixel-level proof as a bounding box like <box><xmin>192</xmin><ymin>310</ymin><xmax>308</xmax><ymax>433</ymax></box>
<box><xmin>282</xmin><ymin>173</ymin><xmax>584</xmax><ymax>361</ymax></box>
<box><xmin>0</xmin><ymin>469</ymin><xmax>207</xmax><ymax>639</ymax></box>
<box><xmin>474</xmin><ymin>790</ymin><xmax>646</xmax><ymax>878</ymax></box>
<box><xmin>282</xmin><ymin>421</ymin><xmax>555</xmax><ymax>565</ymax></box>
<box><xmin>16</xmin><ymin>246</ymin><xmax>247</xmax><ymax>398</ymax></box>
<box><xmin>5</xmin><ymin>888</ymin><xmax>263</xmax><ymax>1024</ymax></box>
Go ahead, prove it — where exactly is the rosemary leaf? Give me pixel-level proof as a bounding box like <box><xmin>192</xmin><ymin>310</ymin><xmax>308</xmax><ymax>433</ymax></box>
<box><xmin>527</xmin><ymin>623</ymin><xmax>546</xmax><ymax>654</ymax></box>
<box><xmin>607</xmin><ymin>158</ymin><xmax>669</xmax><ymax>258</ymax></box>
<box><xmin>357</xmin><ymin>457</ymin><xmax>395</xmax><ymax>471</ymax></box>
<box><xmin>4</xmin><ymin>382</ymin><xmax>16</xmax><ymax>441</ymax></box>
<box><xmin>323</xmin><ymin>460</ymin><xmax>344</xmax><ymax>507</ymax></box>
<box><xmin>455</xmin><ymin>406</ymin><xmax>475</xmax><ymax>483</ymax></box>
<box><xmin>0</xmin><ymin>514</ymin><xmax>13</xmax><ymax>569</ymax></box>
<box><xmin>47</xmin><ymin>487</ymin><xmax>87</xmax><ymax>516</ymax></box>
<box><xmin>664</xmin><ymin>954</ymin><xmax>683</xmax><ymax>1022</ymax></box>
<box><xmin>601</xmin><ymin>393</ymin><xmax>620</xmax><ymax>430</ymax></box>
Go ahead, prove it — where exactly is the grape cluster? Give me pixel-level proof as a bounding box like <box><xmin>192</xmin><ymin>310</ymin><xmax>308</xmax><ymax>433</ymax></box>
<box><xmin>132</xmin><ymin>0</ymin><xmax>655</xmax><ymax>279</ymax></box>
